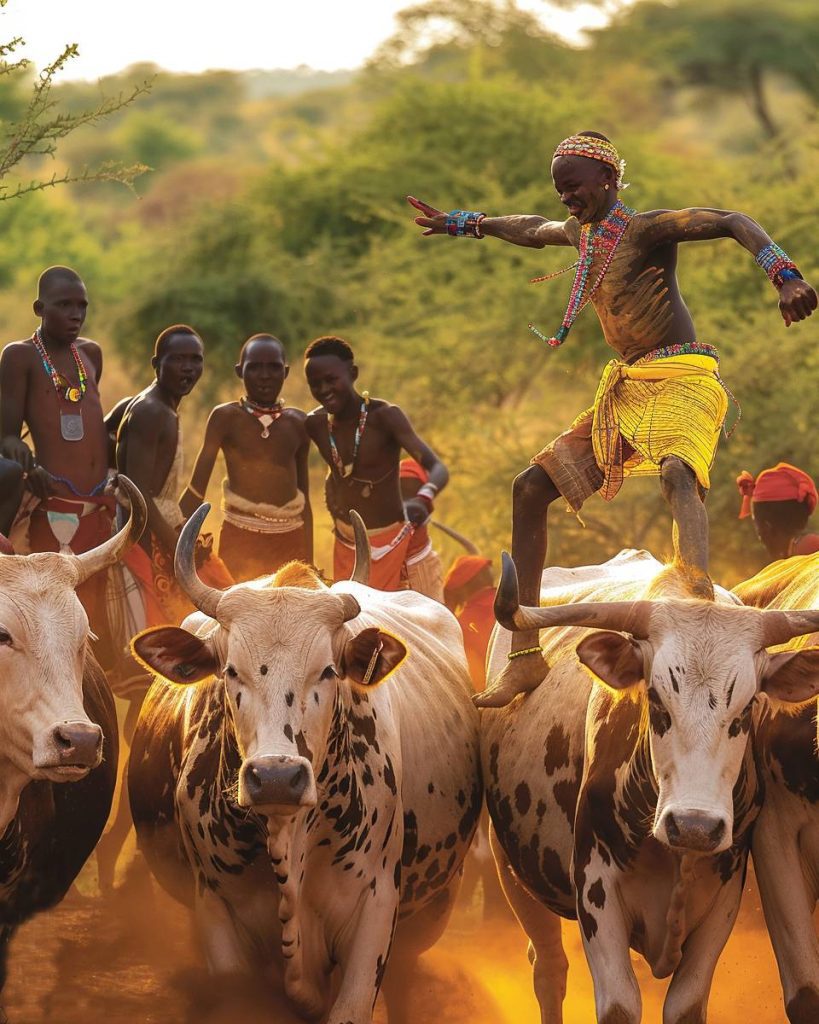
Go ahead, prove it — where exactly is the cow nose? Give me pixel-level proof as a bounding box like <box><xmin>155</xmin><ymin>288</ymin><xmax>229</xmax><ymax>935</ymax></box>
<box><xmin>240</xmin><ymin>756</ymin><xmax>312</xmax><ymax>809</ymax></box>
<box><xmin>663</xmin><ymin>810</ymin><xmax>726</xmax><ymax>853</ymax></box>
<box><xmin>52</xmin><ymin>722</ymin><xmax>103</xmax><ymax>767</ymax></box>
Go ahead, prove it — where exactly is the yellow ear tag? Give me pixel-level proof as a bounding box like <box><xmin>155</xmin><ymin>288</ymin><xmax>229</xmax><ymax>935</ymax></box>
<box><xmin>361</xmin><ymin>639</ymin><xmax>383</xmax><ymax>685</ymax></box>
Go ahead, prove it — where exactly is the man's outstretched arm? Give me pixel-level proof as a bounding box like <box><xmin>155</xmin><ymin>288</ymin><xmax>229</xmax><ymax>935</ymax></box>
<box><xmin>407</xmin><ymin>196</ymin><xmax>572</xmax><ymax>248</ymax></box>
<box><xmin>640</xmin><ymin>207</ymin><xmax>817</xmax><ymax>325</ymax></box>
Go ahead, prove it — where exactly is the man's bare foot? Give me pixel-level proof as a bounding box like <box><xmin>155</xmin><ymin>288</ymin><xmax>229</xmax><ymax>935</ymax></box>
<box><xmin>473</xmin><ymin>653</ymin><xmax>547</xmax><ymax>709</ymax></box>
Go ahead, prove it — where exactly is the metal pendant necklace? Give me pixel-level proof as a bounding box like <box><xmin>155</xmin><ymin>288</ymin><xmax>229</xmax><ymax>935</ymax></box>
<box><xmin>32</xmin><ymin>329</ymin><xmax>88</xmax><ymax>441</ymax></box>
<box><xmin>240</xmin><ymin>396</ymin><xmax>283</xmax><ymax>438</ymax></box>
<box><xmin>328</xmin><ymin>394</ymin><xmax>369</xmax><ymax>480</ymax></box>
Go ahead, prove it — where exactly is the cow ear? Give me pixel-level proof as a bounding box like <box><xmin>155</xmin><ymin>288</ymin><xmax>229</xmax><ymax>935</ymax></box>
<box><xmin>342</xmin><ymin>626</ymin><xmax>407</xmax><ymax>688</ymax></box>
<box><xmin>131</xmin><ymin>626</ymin><xmax>218</xmax><ymax>684</ymax></box>
<box><xmin>761</xmin><ymin>647</ymin><xmax>819</xmax><ymax>704</ymax></box>
<box><xmin>575</xmin><ymin>630</ymin><xmax>644</xmax><ymax>690</ymax></box>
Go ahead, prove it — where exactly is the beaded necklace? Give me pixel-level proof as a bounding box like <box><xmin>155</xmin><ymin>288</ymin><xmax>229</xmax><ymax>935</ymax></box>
<box><xmin>240</xmin><ymin>396</ymin><xmax>284</xmax><ymax>438</ymax></box>
<box><xmin>32</xmin><ymin>329</ymin><xmax>88</xmax><ymax>402</ymax></box>
<box><xmin>328</xmin><ymin>395</ymin><xmax>369</xmax><ymax>479</ymax></box>
<box><xmin>528</xmin><ymin>199</ymin><xmax>635</xmax><ymax>348</ymax></box>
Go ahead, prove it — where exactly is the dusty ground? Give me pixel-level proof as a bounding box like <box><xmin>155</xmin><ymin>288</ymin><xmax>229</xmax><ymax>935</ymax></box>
<box><xmin>1</xmin><ymin>858</ymin><xmax>799</xmax><ymax>1024</ymax></box>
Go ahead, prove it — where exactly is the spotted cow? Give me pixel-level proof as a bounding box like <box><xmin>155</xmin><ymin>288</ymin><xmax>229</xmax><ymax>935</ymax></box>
<box><xmin>128</xmin><ymin>508</ymin><xmax>481</xmax><ymax>1024</ymax></box>
<box><xmin>734</xmin><ymin>552</ymin><xmax>819</xmax><ymax>1024</ymax></box>
<box><xmin>481</xmin><ymin>549</ymin><xmax>819</xmax><ymax>1024</ymax></box>
<box><xmin>0</xmin><ymin>478</ymin><xmax>145</xmax><ymax>1015</ymax></box>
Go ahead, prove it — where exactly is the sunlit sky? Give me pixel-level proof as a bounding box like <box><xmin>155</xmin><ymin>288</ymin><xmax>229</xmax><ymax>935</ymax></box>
<box><xmin>0</xmin><ymin>0</ymin><xmax>608</xmax><ymax>80</ymax></box>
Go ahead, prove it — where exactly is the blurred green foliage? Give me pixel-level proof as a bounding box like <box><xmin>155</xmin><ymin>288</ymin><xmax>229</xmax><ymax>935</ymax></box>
<box><xmin>1</xmin><ymin>0</ymin><xmax>817</xmax><ymax>585</ymax></box>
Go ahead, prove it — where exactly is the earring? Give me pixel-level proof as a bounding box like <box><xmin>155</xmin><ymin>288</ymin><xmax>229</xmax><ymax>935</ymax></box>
<box><xmin>604</xmin><ymin>184</ymin><xmax>610</xmax><ymax>191</ymax></box>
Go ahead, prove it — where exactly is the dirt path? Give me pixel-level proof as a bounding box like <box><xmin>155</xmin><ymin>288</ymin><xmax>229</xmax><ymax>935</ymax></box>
<box><xmin>2</xmin><ymin>871</ymin><xmax>795</xmax><ymax>1023</ymax></box>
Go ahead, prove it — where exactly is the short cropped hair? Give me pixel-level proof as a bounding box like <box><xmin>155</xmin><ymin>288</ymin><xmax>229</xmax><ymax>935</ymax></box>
<box><xmin>154</xmin><ymin>324</ymin><xmax>200</xmax><ymax>361</ymax></box>
<box><xmin>239</xmin><ymin>333</ymin><xmax>286</xmax><ymax>363</ymax></box>
<box><xmin>37</xmin><ymin>265</ymin><xmax>83</xmax><ymax>299</ymax></box>
<box><xmin>577</xmin><ymin>129</ymin><xmax>613</xmax><ymax>143</ymax></box>
<box><xmin>304</xmin><ymin>335</ymin><xmax>355</xmax><ymax>363</ymax></box>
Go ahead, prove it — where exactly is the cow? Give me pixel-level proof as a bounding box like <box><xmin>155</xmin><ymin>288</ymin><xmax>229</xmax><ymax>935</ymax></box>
<box><xmin>480</xmin><ymin>548</ymin><xmax>819</xmax><ymax>1024</ymax></box>
<box><xmin>127</xmin><ymin>507</ymin><xmax>482</xmax><ymax>1024</ymax></box>
<box><xmin>734</xmin><ymin>552</ymin><xmax>819</xmax><ymax>1024</ymax></box>
<box><xmin>0</xmin><ymin>477</ymin><xmax>145</xmax><ymax>1016</ymax></box>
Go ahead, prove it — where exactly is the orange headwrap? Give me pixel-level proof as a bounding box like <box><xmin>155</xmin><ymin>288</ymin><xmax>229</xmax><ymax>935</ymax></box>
<box><xmin>737</xmin><ymin>462</ymin><xmax>818</xmax><ymax>519</ymax></box>
<box><xmin>399</xmin><ymin>458</ymin><xmax>428</xmax><ymax>484</ymax></box>
<box><xmin>443</xmin><ymin>555</ymin><xmax>491</xmax><ymax>592</ymax></box>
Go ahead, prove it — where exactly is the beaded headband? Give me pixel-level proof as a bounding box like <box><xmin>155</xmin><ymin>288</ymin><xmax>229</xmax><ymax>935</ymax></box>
<box><xmin>552</xmin><ymin>134</ymin><xmax>629</xmax><ymax>190</ymax></box>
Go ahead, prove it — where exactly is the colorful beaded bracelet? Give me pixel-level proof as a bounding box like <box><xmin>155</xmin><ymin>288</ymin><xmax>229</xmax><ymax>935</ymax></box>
<box><xmin>446</xmin><ymin>209</ymin><xmax>486</xmax><ymax>238</ymax></box>
<box><xmin>507</xmin><ymin>646</ymin><xmax>542</xmax><ymax>661</ymax></box>
<box><xmin>755</xmin><ymin>243</ymin><xmax>802</xmax><ymax>289</ymax></box>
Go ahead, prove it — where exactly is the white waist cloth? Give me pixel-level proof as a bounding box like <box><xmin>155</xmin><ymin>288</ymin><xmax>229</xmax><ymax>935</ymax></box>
<box><xmin>221</xmin><ymin>481</ymin><xmax>305</xmax><ymax>534</ymax></box>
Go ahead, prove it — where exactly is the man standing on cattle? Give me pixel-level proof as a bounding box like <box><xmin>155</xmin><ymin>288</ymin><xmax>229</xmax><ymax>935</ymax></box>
<box><xmin>409</xmin><ymin>130</ymin><xmax>818</xmax><ymax>707</ymax></box>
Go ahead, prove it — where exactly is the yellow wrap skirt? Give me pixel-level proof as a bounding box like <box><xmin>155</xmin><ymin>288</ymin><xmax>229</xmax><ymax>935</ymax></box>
<box><xmin>532</xmin><ymin>352</ymin><xmax>729</xmax><ymax>511</ymax></box>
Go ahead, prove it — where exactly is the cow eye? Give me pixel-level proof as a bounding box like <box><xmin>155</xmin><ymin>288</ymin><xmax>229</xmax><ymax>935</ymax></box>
<box><xmin>225</xmin><ymin>664</ymin><xmax>238</xmax><ymax>679</ymax></box>
<box><xmin>321</xmin><ymin>665</ymin><xmax>338</xmax><ymax>681</ymax></box>
<box><xmin>0</xmin><ymin>628</ymin><xmax>11</xmax><ymax>647</ymax></box>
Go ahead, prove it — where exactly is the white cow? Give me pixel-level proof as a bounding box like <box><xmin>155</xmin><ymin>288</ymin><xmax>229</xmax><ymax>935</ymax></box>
<box><xmin>128</xmin><ymin>507</ymin><xmax>482</xmax><ymax>1024</ymax></box>
<box><xmin>0</xmin><ymin>477</ymin><xmax>145</xmax><ymax>1013</ymax></box>
<box><xmin>482</xmin><ymin>549</ymin><xmax>819</xmax><ymax>1024</ymax></box>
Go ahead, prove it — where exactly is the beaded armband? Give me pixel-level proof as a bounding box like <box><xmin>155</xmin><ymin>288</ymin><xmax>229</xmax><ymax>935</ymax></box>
<box><xmin>755</xmin><ymin>243</ymin><xmax>803</xmax><ymax>289</ymax></box>
<box><xmin>446</xmin><ymin>209</ymin><xmax>486</xmax><ymax>238</ymax></box>
<box><xmin>416</xmin><ymin>482</ymin><xmax>438</xmax><ymax>508</ymax></box>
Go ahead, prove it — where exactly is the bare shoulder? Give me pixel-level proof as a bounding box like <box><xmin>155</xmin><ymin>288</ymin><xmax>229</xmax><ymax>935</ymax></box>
<box><xmin>0</xmin><ymin>340</ymin><xmax>36</xmax><ymax>368</ymax></box>
<box><xmin>305</xmin><ymin>406</ymin><xmax>328</xmax><ymax>437</ymax></box>
<box><xmin>283</xmin><ymin>406</ymin><xmax>308</xmax><ymax>436</ymax></box>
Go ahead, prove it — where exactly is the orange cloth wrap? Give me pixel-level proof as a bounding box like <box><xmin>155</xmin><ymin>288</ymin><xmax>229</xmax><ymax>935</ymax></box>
<box><xmin>333</xmin><ymin>520</ymin><xmax>412</xmax><ymax>591</ymax></box>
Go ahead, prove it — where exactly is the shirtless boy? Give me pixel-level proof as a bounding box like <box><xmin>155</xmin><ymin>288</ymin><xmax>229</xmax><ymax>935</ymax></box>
<box><xmin>116</xmin><ymin>324</ymin><xmax>231</xmax><ymax>623</ymax></box>
<box><xmin>409</xmin><ymin>130</ymin><xmax>817</xmax><ymax>706</ymax></box>
<box><xmin>304</xmin><ymin>336</ymin><xmax>448</xmax><ymax>590</ymax></box>
<box><xmin>0</xmin><ymin>266</ymin><xmax>115</xmax><ymax>654</ymax></box>
<box><xmin>180</xmin><ymin>333</ymin><xmax>312</xmax><ymax>581</ymax></box>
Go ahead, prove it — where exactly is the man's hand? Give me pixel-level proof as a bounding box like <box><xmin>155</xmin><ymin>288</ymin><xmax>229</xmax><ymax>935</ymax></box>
<box><xmin>779</xmin><ymin>278</ymin><xmax>818</xmax><ymax>326</ymax></box>
<box><xmin>407</xmin><ymin>196</ymin><xmax>448</xmax><ymax>236</ymax></box>
<box><xmin>25</xmin><ymin>466</ymin><xmax>55</xmax><ymax>500</ymax></box>
<box><xmin>403</xmin><ymin>498</ymin><xmax>430</xmax><ymax>526</ymax></box>
<box><xmin>0</xmin><ymin>435</ymin><xmax>34</xmax><ymax>472</ymax></box>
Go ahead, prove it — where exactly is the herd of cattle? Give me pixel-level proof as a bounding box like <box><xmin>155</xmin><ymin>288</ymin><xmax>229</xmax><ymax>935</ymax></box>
<box><xmin>0</xmin><ymin>477</ymin><xmax>818</xmax><ymax>1024</ymax></box>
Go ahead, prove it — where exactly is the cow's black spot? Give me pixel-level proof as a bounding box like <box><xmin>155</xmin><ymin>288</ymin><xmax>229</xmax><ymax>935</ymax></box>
<box><xmin>669</xmin><ymin>667</ymin><xmax>680</xmax><ymax>694</ymax></box>
<box><xmin>515</xmin><ymin>782</ymin><xmax>532</xmax><ymax>816</ymax></box>
<box><xmin>285</xmin><ymin>691</ymin><xmax>294</xmax><ymax>707</ymax></box>
<box><xmin>259</xmin><ymin>664</ymin><xmax>268</xmax><ymax>676</ymax></box>
<box><xmin>283</xmin><ymin>723</ymin><xmax>294</xmax><ymax>742</ymax></box>
<box><xmin>708</xmin><ymin>691</ymin><xmax>717</xmax><ymax>711</ymax></box>
<box><xmin>401</xmin><ymin>811</ymin><xmax>418</xmax><ymax>866</ymax></box>
<box><xmin>588</xmin><ymin>878</ymin><xmax>606</xmax><ymax>909</ymax></box>
<box><xmin>544</xmin><ymin>725</ymin><xmax>570</xmax><ymax>775</ymax></box>
<box><xmin>235</xmin><ymin>691</ymin><xmax>242</xmax><ymax>709</ymax></box>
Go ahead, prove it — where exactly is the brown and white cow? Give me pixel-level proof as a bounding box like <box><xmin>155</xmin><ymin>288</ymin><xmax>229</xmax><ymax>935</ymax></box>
<box><xmin>0</xmin><ymin>477</ymin><xmax>145</xmax><ymax>1009</ymax></box>
<box><xmin>734</xmin><ymin>553</ymin><xmax>819</xmax><ymax>1024</ymax></box>
<box><xmin>128</xmin><ymin>507</ymin><xmax>481</xmax><ymax>1024</ymax></box>
<box><xmin>481</xmin><ymin>549</ymin><xmax>819</xmax><ymax>1024</ymax></box>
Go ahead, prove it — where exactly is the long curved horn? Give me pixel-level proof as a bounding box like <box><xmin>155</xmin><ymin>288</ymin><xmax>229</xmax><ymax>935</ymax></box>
<box><xmin>349</xmin><ymin>510</ymin><xmax>371</xmax><ymax>585</ymax></box>
<box><xmin>174</xmin><ymin>504</ymin><xmax>224</xmax><ymax>618</ymax></box>
<box><xmin>494</xmin><ymin>551</ymin><xmax>652</xmax><ymax>638</ymax></box>
<box><xmin>761</xmin><ymin>608</ymin><xmax>819</xmax><ymax>648</ymax></box>
<box><xmin>74</xmin><ymin>475</ymin><xmax>147</xmax><ymax>584</ymax></box>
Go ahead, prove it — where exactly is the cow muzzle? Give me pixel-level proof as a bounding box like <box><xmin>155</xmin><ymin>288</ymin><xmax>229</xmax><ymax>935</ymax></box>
<box><xmin>239</xmin><ymin>755</ymin><xmax>316</xmax><ymax>813</ymax></box>
<box><xmin>35</xmin><ymin>721</ymin><xmax>103</xmax><ymax>778</ymax></box>
<box><xmin>657</xmin><ymin>808</ymin><xmax>729</xmax><ymax>854</ymax></box>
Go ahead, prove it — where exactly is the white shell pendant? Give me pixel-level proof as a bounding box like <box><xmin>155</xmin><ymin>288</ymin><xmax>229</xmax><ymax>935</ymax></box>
<box><xmin>60</xmin><ymin>411</ymin><xmax>84</xmax><ymax>441</ymax></box>
<box><xmin>258</xmin><ymin>414</ymin><xmax>274</xmax><ymax>438</ymax></box>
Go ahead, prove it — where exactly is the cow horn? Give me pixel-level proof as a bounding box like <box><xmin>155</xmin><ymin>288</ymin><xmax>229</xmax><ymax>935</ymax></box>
<box><xmin>74</xmin><ymin>476</ymin><xmax>147</xmax><ymax>584</ymax></box>
<box><xmin>349</xmin><ymin>510</ymin><xmax>370</xmax><ymax>585</ymax></box>
<box><xmin>761</xmin><ymin>608</ymin><xmax>819</xmax><ymax>648</ymax></box>
<box><xmin>174</xmin><ymin>504</ymin><xmax>224</xmax><ymax>618</ymax></box>
<box><xmin>429</xmin><ymin>519</ymin><xmax>479</xmax><ymax>555</ymax></box>
<box><xmin>495</xmin><ymin>551</ymin><xmax>652</xmax><ymax>639</ymax></box>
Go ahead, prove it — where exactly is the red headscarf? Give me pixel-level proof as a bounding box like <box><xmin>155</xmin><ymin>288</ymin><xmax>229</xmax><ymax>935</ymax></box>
<box><xmin>444</xmin><ymin>555</ymin><xmax>491</xmax><ymax>592</ymax></box>
<box><xmin>399</xmin><ymin>458</ymin><xmax>428</xmax><ymax>484</ymax></box>
<box><xmin>737</xmin><ymin>463</ymin><xmax>818</xmax><ymax>519</ymax></box>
